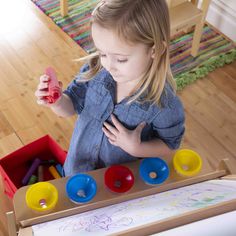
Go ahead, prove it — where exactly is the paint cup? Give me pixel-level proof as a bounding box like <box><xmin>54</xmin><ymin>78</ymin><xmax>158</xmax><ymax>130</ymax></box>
<box><xmin>104</xmin><ymin>165</ymin><xmax>134</xmax><ymax>193</ymax></box>
<box><xmin>173</xmin><ymin>149</ymin><xmax>202</xmax><ymax>177</ymax></box>
<box><xmin>139</xmin><ymin>158</ymin><xmax>169</xmax><ymax>185</ymax></box>
<box><xmin>66</xmin><ymin>174</ymin><xmax>97</xmax><ymax>204</ymax></box>
<box><xmin>25</xmin><ymin>182</ymin><xmax>58</xmax><ymax>214</ymax></box>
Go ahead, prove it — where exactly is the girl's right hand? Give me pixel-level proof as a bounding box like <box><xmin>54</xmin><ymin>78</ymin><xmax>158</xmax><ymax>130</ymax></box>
<box><xmin>35</xmin><ymin>74</ymin><xmax>63</xmax><ymax>106</ymax></box>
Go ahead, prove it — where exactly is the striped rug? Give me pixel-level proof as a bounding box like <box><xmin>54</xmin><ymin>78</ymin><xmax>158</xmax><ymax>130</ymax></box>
<box><xmin>32</xmin><ymin>0</ymin><xmax>236</xmax><ymax>89</ymax></box>
<box><xmin>32</xmin><ymin>0</ymin><xmax>98</xmax><ymax>53</ymax></box>
<box><xmin>170</xmin><ymin>26</ymin><xmax>236</xmax><ymax>89</ymax></box>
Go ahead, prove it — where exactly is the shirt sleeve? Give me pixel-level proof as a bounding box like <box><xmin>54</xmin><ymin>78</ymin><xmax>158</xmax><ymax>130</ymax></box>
<box><xmin>152</xmin><ymin>95</ymin><xmax>185</xmax><ymax>150</ymax></box>
<box><xmin>63</xmin><ymin>64</ymin><xmax>89</xmax><ymax>114</ymax></box>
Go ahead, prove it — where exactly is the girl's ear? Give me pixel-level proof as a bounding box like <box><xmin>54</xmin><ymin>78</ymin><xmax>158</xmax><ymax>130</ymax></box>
<box><xmin>151</xmin><ymin>41</ymin><xmax>167</xmax><ymax>58</ymax></box>
<box><xmin>162</xmin><ymin>41</ymin><xmax>167</xmax><ymax>54</ymax></box>
<box><xmin>151</xmin><ymin>45</ymin><xmax>155</xmax><ymax>59</ymax></box>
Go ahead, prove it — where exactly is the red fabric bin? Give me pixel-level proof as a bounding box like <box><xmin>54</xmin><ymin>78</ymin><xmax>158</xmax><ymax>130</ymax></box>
<box><xmin>0</xmin><ymin>135</ymin><xmax>66</xmax><ymax>199</ymax></box>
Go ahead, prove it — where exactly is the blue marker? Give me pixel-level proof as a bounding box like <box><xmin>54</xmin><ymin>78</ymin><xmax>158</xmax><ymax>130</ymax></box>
<box><xmin>55</xmin><ymin>163</ymin><xmax>65</xmax><ymax>177</ymax></box>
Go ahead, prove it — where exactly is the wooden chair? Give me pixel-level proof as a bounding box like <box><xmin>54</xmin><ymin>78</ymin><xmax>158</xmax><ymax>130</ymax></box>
<box><xmin>167</xmin><ymin>0</ymin><xmax>211</xmax><ymax>56</ymax></box>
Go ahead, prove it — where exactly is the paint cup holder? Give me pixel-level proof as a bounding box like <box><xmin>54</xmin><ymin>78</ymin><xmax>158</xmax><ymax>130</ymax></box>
<box><xmin>139</xmin><ymin>158</ymin><xmax>169</xmax><ymax>185</ymax></box>
<box><xmin>25</xmin><ymin>182</ymin><xmax>58</xmax><ymax>214</ymax></box>
<box><xmin>66</xmin><ymin>173</ymin><xmax>97</xmax><ymax>204</ymax></box>
<box><xmin>104</xmin><ymin>165</ymin><xmax>134</xmax><ymax>193</ymax></box>
<box><xmin>173</xmin><ymin>149</ymin><xmax>202</xmax><ymax>177</ymax></box>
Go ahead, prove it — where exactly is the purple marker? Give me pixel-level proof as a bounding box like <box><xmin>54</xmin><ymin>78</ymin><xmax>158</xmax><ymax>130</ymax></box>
<box><xmin>22</xmin><ymin>158</ymin><xmax>41</xmax><ymax>186</ymax></box>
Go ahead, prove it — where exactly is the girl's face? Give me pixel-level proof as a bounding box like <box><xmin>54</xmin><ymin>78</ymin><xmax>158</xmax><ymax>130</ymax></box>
<box><xmin>91</xmin><ymin>23</ymin><xmax>153</xmax><ymax>86</ymax></box>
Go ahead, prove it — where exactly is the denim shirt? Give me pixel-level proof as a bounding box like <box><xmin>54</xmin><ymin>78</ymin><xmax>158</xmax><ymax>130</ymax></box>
<box><xmin>63</xmin><ymin>65</ymin><xmax>185</xmax><ymax>176</ymax></box>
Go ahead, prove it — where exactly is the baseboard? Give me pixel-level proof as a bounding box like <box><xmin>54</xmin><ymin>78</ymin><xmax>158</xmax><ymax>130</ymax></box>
<box><xmin>202</xmin><ymin>0</ymin><xmax>236</xmax><ymax>41</ymax></box>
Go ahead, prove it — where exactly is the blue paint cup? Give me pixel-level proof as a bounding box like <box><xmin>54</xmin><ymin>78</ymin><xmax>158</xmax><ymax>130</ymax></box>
<box><xmin>139</xmin><ymin>158</ymin><xmax>169</xmax><ymax>185</ymax></box>
<box><xmin>66</xmin><ymin>173</ymin><xmax>97</xmax><ymax>204</ymax></box>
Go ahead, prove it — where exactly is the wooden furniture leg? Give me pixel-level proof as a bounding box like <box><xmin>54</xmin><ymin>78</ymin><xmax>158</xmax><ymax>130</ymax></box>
<box><xmin>60</xmin><ymin>0</ymin><xmax>68</xmax><ymax>17</ymax></box>
<box><xmin>6</xmin><ymin>211</ymin><xmax>17</xmax><ymax>236</ymax></box>
<box><xmin>191</xmin><ymin>0</ymin><xmax>211</xmax><ymax>56</ymax></box>
<box><xmin>191</xmin><ymin>0</ymin><xmax>199</xmax><ymax>6</ymax></box>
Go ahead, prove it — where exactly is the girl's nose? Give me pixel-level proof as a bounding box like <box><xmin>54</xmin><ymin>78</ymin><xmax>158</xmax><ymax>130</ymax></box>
<box><xmin>106</xmin><ymin>59</ymin><xmax>117</xmax><ymax>72</ymax></box>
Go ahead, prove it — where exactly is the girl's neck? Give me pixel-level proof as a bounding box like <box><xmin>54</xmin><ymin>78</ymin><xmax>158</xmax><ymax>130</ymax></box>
<box><xmin>115</xmin><ymin>81</ymin><xmax>139</xmax><ymax>104</ymax></box>
<box><xmin>116</xmin><ymin>83</ymin><xmax>129</xmax><ymax>103</ymax></box>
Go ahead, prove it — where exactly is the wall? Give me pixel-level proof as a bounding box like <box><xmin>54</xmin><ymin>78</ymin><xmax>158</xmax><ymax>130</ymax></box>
<box><xmin>202</xmin><ymin>0</ymin><xmax>236</xmax><ymax>41</ymax></box>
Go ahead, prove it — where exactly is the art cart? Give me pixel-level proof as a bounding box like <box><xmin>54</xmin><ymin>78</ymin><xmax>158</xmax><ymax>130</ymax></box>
<box><xmin>5</xmin><ymin>151</ymin><xmax>236</xmax><ymax>236</ymax></box>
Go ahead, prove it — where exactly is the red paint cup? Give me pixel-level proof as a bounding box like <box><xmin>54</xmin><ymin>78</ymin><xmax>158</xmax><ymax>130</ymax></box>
<box><xmin>104</xmin><ymin>165</ymin><xmax>134</xmax><ymax>193</ymax></box>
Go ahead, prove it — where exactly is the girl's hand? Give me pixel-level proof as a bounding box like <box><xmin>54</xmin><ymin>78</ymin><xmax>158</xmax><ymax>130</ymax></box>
<box><xmin>102</xmin><ymin>114</ymin><xmax>146</xmax><ymax>156</ymax></box>
<box><xmin>35</xmin><ymin>74</ymin><xmax>62</xmax><ymax>106</ymax></box>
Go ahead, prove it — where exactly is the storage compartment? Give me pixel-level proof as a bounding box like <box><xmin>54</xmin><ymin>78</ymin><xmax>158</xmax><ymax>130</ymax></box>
<box><xmin>0</xmin><ymin>135</ymin><xmax>66</xmax><ymax>199</ymax></box>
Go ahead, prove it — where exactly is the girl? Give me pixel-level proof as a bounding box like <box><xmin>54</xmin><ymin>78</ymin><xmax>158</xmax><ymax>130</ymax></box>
<box><xmin>35</xmin><ymin>0</ymin><xmax>185</xmax><ymax>176</ymax></box>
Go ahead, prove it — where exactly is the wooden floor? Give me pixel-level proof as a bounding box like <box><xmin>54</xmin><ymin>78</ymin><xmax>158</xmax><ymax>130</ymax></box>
<box><xmin>0</xmin><ymin>0</ymin><xmax>235</xmax><ymax>235</ymax></box>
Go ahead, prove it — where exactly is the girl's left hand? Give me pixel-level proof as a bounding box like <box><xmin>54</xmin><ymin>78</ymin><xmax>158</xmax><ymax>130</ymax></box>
<box><xmin>102</xmin><ymin>114</ymin><xmax>146</xmax><ymax>156</ymax></box>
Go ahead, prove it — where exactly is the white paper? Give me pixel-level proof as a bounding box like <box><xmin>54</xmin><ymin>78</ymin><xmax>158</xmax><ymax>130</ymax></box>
<box><xmin>153</xmin><ymin>210</ymin><xmax>236</xmax><ymax>236</ymax></box>
<box><xmin>32</xmin><ymin>180</ymin><xmax>236</xmax><ymax>236</ymax></box>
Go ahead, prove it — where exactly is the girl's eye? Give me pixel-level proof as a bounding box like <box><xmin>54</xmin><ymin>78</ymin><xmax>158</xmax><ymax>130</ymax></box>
<box><xmin>117</xmin><ymin>59</ymin><xmax>128</xmax><ymax>63</ymax></box>
<box><xmin>100</xmin><ymin>54</ymin><xmax>106</xmax><ymax>58</ymax></box>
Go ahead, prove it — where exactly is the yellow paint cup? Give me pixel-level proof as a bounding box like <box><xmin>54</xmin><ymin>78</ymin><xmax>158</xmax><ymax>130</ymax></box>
<box><xmin>173</xmin><ymin>149</ymin><xmax>202</xmax><ymax>177</ymax></box>
<box><xmin>25</xmin><ymin>182</ymin><xmax>58</xmax><ymax>213</ymax></box>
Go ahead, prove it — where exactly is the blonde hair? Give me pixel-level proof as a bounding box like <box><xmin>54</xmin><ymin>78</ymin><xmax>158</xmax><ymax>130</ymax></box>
<box><xmin>80</xmin><ymin>0</ymin><xmax>176</xmax><ymax>105</ymax></box>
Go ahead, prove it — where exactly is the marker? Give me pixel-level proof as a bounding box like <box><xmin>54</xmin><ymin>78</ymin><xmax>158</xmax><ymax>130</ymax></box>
<box><xmin>45</xmin><ymin>67</ymin><xmax>61</xmax><ymax>104</ymax></box>
<box><xmin>55</xmin><ymin>164</ymin><xmax>64</xmax><ymax>177</ymax></box>
<box><xmin>49</xmin><ymin>165</ymin><xmax>61</xmax><ymax>179</ymax></box>
<box><xmin>27</xmin><ymin>175</ymin><xmax>38</xmax><ymax>185</ymax></box>
<box><xmin>41</xmin><ymin>159</ymin><xmax>56</xmax><ymax>165</ymax></box>
<box><xmin>37</xmin><ymin>165</ymin><xmax>44</xmax><ymax>182</ymax></box>
<box><xmin>22</xmin><ymin>158</ymin><xmax>41</xmax><ymax>186</ymax></box>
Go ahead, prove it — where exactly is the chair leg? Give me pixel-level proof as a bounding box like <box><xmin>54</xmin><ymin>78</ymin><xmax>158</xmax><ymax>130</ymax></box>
<box><xmin>190</xmin><ymin>0</ymin><xmax>211</xmax><ymax>57</ymax></box>
<box><xmin>60</xmin><ymin>0</ymin><xmax>68</xmax><ymax>17</ymax></box>
<box><xmin>191</xmin><ymin>0</ymin><xmax>199</xmax><ymax>6</ymax></box>
<box><xmin>191</xmin><ymin>21</ymin><xmax>204</xmax><ymax>57</ymax></box>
